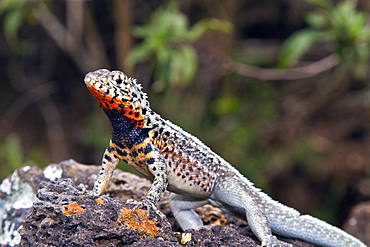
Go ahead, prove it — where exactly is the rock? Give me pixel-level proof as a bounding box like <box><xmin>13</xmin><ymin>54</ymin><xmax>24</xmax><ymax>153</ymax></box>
<box><xmin>343</xmin><ymin>201</ymin><xmax>370</xmax><ymax>247</ymax></box>
<box><xmin>0</xmin><ymin>159</ymin><xmax>153</xmax><ymax>247</ymax></box>
<box><xmin>0</xmin><ymin>160</ymin><xmax>363</xmax><ymax>246</ymax></box>
<box><xmin>19</xmin><ymin>177</ymin><xmax>312</xmax><ymax>247</ymax></box>
<box><xmin>0</xmin><ymin>166</ymin><xmax>42</xmax><ymax>247</ymax></box>
<box><xmin>19</xmin><ymin>178</ymin><xmax>176</xmax><ymax>246</ymax></box>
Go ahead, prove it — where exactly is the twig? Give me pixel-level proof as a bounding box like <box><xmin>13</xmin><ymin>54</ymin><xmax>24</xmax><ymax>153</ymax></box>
<box><xmin>113</xmin><ymin>0</ymin><xmax>133</xmax><ymax>73</ymax></box>
<box><xmin>0</xmin><ymin>83</ymin><xmax>56</xmax><ymax>135</ymax></box>
<box><xmin>224</xmin><ymin>54</ymin><xmax>339</xmax><ymax>80</ymax></box>
<box><xmin>33</xmin><ymin>1</ymin><xmax>108</xmax><ymax>72</ymax></box>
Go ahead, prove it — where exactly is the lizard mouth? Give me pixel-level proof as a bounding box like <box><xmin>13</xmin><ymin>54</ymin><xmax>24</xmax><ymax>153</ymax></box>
<box><xmin>84</xmin><ymin>69</ymin><xmax>127</xmax><ymax>110</ymax></box>
<box><xmin>84</xmin><ymin>69</ymin><xmax>149</xmax><ymax>126</ymax></box>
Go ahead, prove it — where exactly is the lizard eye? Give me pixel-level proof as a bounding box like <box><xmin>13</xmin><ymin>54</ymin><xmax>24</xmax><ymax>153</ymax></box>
<box><xmin>116</xmin><ymin>78</ymin><xmax>123</xmax><ymax>84</ymax></box>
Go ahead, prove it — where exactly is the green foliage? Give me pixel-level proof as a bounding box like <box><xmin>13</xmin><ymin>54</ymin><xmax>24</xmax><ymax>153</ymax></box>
<box><xmin>127</xmin><ymin>2</ymin><xmax>232</xmax><ymax>88</ymax></box>
<box><xmin>278</xmin><ymin>0</ymin><xmax>370</xmax><ymax>78</ymax></box>
<box><xmin>1</xmin><ymin>0</ymin><xmax>24</xmax><ymax>38</ymax></box>
<box><xmin>207</xmin><ymin>78</ymin><xmax>279</xmax><ymax>184</ymax></box>
<box><xmin>0</xmin><ymin>0</ymin><xmax>37</xmax><ymax>52</ymax></box>
<box><xmin>212</xmin><ymin>96</ymin><xmax>241</xmax><ymax>115</ymax></box>
<box><xmin>83</xmin><ymin>112</ymin><xmax>111</xmax><ymax>151</ymax></box>
<box><xmin>312</xmin><ymin>174</ymin><xmax>348</xmax><ymax>223</ymax></box>
<box><xmin>0</xmin><ymin>135</ymin><xmax>25</xmax><ymax>180</ymax></box>
<box><xmin>0</xmin><ymin>134</ymin><xmax>50</xmax><ymax>180</ymax></box>
<box><xmin>0</xmin><ymin>135</ymin><xmax>24</xmax><ymax>169</ymax></box>
<box><xmin>277</xmin><ymin>29</ymin><xmax>324</xmax><ymax>68</ymax></box>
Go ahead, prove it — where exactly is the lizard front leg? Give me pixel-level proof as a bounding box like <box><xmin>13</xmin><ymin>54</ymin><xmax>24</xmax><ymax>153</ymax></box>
<box><xmin>142</xmin><ymin>146</ymin><xmax>169</xmax><ymax>204</ymax></box>
<box><xmin>125</xmin><ymin>144</ymin><xmax>169</xmax><ymax>221</ymax></box>
<box><xmin>93</xmin><ymin>139</ymin><xmax>169</xmax><ymax>205</ymax></box>
<box><xmin>212</xmin><ymin>176</ymin><xmax>292</xmax><ymax>247</ymax></box>
<box><xmin>93</xmin><ymin>142</ymin><xmax>120</xmax><ymax>196</ymax></box>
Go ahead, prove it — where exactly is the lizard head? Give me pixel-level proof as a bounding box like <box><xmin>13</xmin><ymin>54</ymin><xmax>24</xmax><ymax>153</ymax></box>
<box><xmin>84</xmin><ymin>69</ymin><xmax>150</xmax><ymax>128</ymax></box>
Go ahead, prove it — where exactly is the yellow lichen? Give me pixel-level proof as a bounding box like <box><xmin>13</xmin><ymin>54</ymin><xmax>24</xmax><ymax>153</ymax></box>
<box><xmin>96</xmin><ymin>198</ymin><xmax>105</xmax><ymax>204</ymax></box>
<box><xmin>62</xmin><ymin>202</ymin><xmax>86</xmax><ymax>216</ymax></box>
<box><xmin>117</xmin><ymin>208</ymin><xmax>160</xmax><ymax>238</ymax></box>
<box><xmin>181</xmin><ymin>233</ymin><xmax>192</xmax><ymax>244</ymax></box>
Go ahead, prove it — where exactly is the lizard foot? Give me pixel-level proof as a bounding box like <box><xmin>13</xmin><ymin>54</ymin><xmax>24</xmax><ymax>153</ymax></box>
<box><xmin>126</xmin><ymin>199</ymin><xmax>166</xmax><ymax>218</ymax></box>
<box><xmin>261</xmin><ymin>236</ymin><xmax>293</xmax><ymax>247</ymax></box>
<box><xmin>80</xmin><ymin>187</ymin><xmax>99</xmax><ymax>196</ymax></box>
<box><xmin>126</xmin><ymin>199</ymin><xmax>171</xmax><ymax>228</ymax></box>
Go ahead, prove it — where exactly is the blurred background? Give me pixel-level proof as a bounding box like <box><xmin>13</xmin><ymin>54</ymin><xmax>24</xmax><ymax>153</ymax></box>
<box><xmin>0</xmin><ymin>0</ymin><xmax>369</xmax><ymax>227</ymax></box>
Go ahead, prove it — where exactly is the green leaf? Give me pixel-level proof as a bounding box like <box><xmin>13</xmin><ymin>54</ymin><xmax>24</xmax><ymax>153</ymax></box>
<box><xmin>185</xmin><ymin>18</ymin><xmax>233</xmax><ymax>42</ymax></box>
<box><xmin>0</xmin><ymin>0</ymin><xmax>25</xmax><ymax>14</ymax></box>
<box><xmin>132</xmin><ymin>3</ymin><xmax>188</xmax><ymax>46</ymax></box>
<box><xmin>350</xmin><ymin>44</ymin><xmax>369</xmax><ymax>79</ymax></box>
<box><xmin>126</xmin><ymin>43</ymin><xmax>154</xmax><ymax>67</ymax></box>
<box><xmin>154</xmin><ymin>48</ymin><xmax>172</xmax><ymax>86</ymax></box>
<box><xmin>132</xmin><ymin>26</ymin><xmax>151</xmax><ymax>38</ymax></box>
<box><xmin>128</xmin><ymin>1</ymin><xmax>233</xmax><ymax>89</ymax></box>
<box><xmin>277</xmin><ymin>29</ymin><xmax>323</xmax><ymax>68</ymax></box>
<box><xmin>330</xmin><ymin>1</ymin><xmax>367</xmax><ymax>42</ymax></box>
<box><xmin>212</xmin><ymin>96</ymin><xmax>240</xmax><ymax>115</ymax></box>
<box><xmin>169</xmin><ymin>45</ymin><xmax>198</xmax><ymax>85</ymax></box>
<box><xmin>3</xmin><ymin>7</ymin><xmax>23</xmax><ymax>41</ymax></box>
<box><xmin>306</xmin><ymin>12</ymin><xmax>327</xmax><ymax>29</ymax></box>
<box><xmin>0</xmin><ymin>135</ymin><xmax>24</xmax><ymax>169</ymax></box>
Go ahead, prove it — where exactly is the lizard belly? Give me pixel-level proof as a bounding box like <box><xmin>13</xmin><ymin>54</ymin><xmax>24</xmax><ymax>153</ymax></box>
<box><xmin>167</xmin><ymin>175</ymin><xmax>211</xmax><ymax>197</ymax></box>
<box><xmin>155</xmin><ymin>133</ymin><xmax>218</xmax><ymax>197</ymax></box>
<box><xmin>164</xmin><ymin>156</ymin><xmax>216</xmax><ymax>197</ymax></box>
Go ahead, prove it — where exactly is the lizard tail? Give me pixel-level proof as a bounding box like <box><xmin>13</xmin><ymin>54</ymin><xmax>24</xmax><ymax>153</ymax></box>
<box><xmin>261</xmin><ymin>195</ymin><xmax>366</xmax><ymax>247</ymax></box>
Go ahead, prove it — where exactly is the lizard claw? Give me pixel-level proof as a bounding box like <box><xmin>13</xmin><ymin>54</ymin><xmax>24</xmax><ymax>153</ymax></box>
<box><xmin>126</xmin><ymin>199</ymin><xmax>170</xmax><ymax>228</ymax></box>
<box><xmin>76</xmin><ymin>184</ymin><xmax>90</xmax><ymax>194</ymax></box>
<box><xmin>126</xmin><ymin>198</ymin><xmax>155</xmax><ymax>211</ymax></box>
<box><xmin>261</xmin><ymin>236</ymin><xmax>293</xmax><ymax>247</ymax></box>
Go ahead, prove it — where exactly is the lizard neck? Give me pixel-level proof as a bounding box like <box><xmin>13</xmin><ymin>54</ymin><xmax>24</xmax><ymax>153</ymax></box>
<box><xmin>104</xmin><ymin>108</ymin><xmax>151</xmax><ymax>149</ymax></box>
<box><xmin>87</xmin><ymin>84</ymin><xmax>147</xmax><ymax>127</ymax></box>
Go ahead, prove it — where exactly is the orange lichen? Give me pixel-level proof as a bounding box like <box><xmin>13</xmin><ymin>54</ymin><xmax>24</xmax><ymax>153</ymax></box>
<box><xmin>213</xmin><ymin>217</ymin><xmax>227</xmax><ymax>226</ymax></box>
<box><xmin>96</xmin><ymin>198</ymin><xmax>105</xmax><ymax>204</ymax></box>
<box><xmin>19</xmin><ymin>225</ymin><xmax>25</xmax><ymax>235</ymax></box>
<box><xmin>117</xmin><ymin>208</ymin><xmax>160</xmax><ymax>237</ymax></box>
<box><xmin>62</xmin><ymin>202</ymin><xmax>86</xmax><ymax>216</ymax></box>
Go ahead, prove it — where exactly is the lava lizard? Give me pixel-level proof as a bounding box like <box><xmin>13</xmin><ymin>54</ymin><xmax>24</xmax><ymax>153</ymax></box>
<box><xmin>84</xmin><ymin>69</ymin><xmax>366</xmax><ymax>247</ymax></box>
